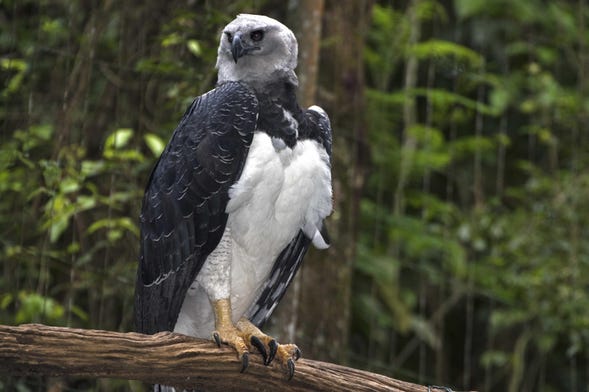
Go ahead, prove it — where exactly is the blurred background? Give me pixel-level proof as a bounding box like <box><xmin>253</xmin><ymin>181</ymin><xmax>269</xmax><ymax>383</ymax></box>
<box><xmin>1</xmin><ymin>0</ymin><xmax>589</xmax><ymax>391</ymax></box>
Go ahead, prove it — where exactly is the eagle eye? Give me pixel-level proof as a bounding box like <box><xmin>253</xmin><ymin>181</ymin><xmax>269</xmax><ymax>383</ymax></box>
<box><xmin>225</xmin><ymin>32</ymin><xmax>233</xmax><ymax>43</ymax></box>
<box><xmin>250</xmin><ymin>30</ymin><xmax>264</xmax><ymax>42</ymax></box>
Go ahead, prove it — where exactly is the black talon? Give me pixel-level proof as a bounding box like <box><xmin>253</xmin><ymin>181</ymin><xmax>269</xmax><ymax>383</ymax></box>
<box><xmin>267</xmin><ymin>339</ymin><xmax>278</xmax><ymax>365</ymax></box>
<box><xmin>250</xmin><ymin>336</ymin><xmax>268</xmax><ymax>364</ymax></box>
<box><xmin>240</xmin><ymin>352</ymin><xmax>249</xmax><ymax>373</ymax></box>
<box><xmin>293</xmin><ymin>346</ymin><xmax>301</xmax><ymax>361</ymax></box>
<box><xmin>286</xmin><ymin>358</ymin><xmax>295</xmax><ymax>380</ymax></box>
<box><xmin>213</xmin><ymin>332</ymin><xmax>222</xmax><ymax>348</ymax></box>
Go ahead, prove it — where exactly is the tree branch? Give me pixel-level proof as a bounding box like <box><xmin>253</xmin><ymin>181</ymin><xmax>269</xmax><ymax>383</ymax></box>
<box><xmin>0</xmin><ymin>323</ymin><xmax>429</xmax><ymax>391</ymax></box>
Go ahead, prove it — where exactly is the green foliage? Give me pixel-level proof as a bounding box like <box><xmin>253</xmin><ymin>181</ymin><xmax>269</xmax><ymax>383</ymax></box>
<box><xmin>143</xmin><ymin>133</ymin><xmax>166</xmax><ymax>158</ymax></box>
<box><xmin>365</xmin><ymin>4</ymin><xmax>408</xmax><ymax>89</ymax></box>
<box><xmin>0</xmin><ymin>2</ymin><xmax>255</xmax><ymax>389</ymax></box>
<box><xmin>1</xmin><ymin>58</ymin><xmax>27</xmax><ymax>98</ymax></box>
<box><xmin>0</xmin><ymin>3</ymin><xmax>259</xmax><ymax>388</ymax></box>
<box><xmin>354</xmin><ymin>0</ymin><xmax>589</xmax><ymax>390</ymax></box>
<box><xmin>0</xmin><ymin>0</ymin><xmax>181</xmax><ymax>330</ymax></box>
<box><xmin>409</xmin><ymin>39</ymin><xmax>484</xmax><ymax>69</ymax></box>
<box><xmin>13</xmin><ymin>292</ymin><xmax>64</xmax><ymax>324</ymax></box>
<box><xmin>2</xmin><ymin>0</ymin><xmax>589</xmax><ymax>391</ymax></box>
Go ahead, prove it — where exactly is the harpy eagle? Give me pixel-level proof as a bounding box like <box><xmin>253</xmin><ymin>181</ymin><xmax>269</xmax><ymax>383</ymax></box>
<box><xmin>135</xmin><ymin>14</ymin><xmax>333</xmax><ymax>380</ymax></box>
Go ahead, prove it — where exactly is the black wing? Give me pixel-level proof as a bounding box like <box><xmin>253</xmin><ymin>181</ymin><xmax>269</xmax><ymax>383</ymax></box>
<box><xmin>246</xmin><ymin>106</ymin><xmax>333</xmax><ymax>328</ymax></box>
<box><xmin>135</xmin><ymin>82</ymin><xmax>258</xmax><ymax>334</ymax></box>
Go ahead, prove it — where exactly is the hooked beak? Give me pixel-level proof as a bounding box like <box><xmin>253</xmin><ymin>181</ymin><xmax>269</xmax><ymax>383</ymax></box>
<box><xmin>231</xmin><ymin>33</ymin><xmax>258</xmax><ymax>63</ymax></box>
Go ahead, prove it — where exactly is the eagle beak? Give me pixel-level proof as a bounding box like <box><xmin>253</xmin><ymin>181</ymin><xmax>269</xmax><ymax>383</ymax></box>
<box><xmin>231</xmin><ymin>33</ymin><xmax>246</xmax><ymax>63</ymax></box>
<box><xmin>231</xmin><ymin>33</ymin><xmax>257</xmax><ymax>63</ymax></box>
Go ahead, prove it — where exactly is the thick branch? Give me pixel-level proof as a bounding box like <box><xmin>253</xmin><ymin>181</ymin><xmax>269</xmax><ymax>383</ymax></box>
<box><xmin>0</xmin><ymin>324</ymin><xmax>427</xmax><ymax>391</ymax></box>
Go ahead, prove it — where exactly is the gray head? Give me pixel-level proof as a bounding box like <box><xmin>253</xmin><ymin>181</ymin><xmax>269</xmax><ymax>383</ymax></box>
<box><xmin>216</xmin><ymin>14</ymin><xmax>298</xmax><ymax>86</ymax></box>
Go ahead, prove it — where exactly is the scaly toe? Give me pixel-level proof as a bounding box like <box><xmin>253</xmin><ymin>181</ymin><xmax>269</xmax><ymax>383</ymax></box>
<box><xmin>211</xmin><ymin>327</ymin><xmax>250</xmax><ymax>372</ymax></box>
<box><xmin>236</xmin><ymin>317</ymin><xmax>280</xmax><ymax>366</ymax></box>
<box><xmin>234</xmin><ymin>317</ymin><xmax>300</xmax><ymax>376</ymax></box>
<box><xmin>275</xmin><ymin>343</ymin><xmax>301</xmax><ymax>379</ymax></box>
<box><xmin>277</xmin><ymin>343</ymin><xmax>301</xmax><ymax>362</ymax></box>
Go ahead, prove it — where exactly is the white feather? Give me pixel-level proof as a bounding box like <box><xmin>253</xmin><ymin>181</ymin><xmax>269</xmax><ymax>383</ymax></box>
<box><xmin>174</xmin><ymin>131</ymin><xmax>332</xmax><ymax>338</ymax></box>
<box><xmin>216</xmin><ymin>14</ymin><xmax>298</xmax><ymax>85</ymax></box>
<box><xmin>308</xmin><ymin>105</ymin><xmax>327</xmax><ymax>116</ymax></box>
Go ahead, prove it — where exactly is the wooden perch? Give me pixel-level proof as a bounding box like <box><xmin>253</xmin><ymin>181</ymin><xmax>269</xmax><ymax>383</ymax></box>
<box><xmin>0</xmin><ymin>324</ymin><xmax>432</xmax><ymax>391</ymax></box>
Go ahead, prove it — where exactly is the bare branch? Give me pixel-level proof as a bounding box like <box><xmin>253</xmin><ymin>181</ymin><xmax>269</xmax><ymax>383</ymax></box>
<box><xmin>0</xmin><ymin>323</ymin><xmax>428</xmax><ymax>391</ymax></box>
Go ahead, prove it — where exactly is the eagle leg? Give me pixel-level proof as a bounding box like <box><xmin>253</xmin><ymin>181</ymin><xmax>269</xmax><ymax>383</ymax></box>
<box><xmin>211</xmin><ymin>298</ymin><xmax>250</xmax><ymax>372</ymax></box>
<box><xmin>236</xmin><ymin>317</ymin><xmax>301</xmax><ymax>380</ymax></box>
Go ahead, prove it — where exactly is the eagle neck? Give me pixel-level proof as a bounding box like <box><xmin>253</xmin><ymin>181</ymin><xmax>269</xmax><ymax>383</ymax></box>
<box><xmin>251</xmin><ymin>78</ymin><xmax>302</xmax><ymax>148</ymax></box>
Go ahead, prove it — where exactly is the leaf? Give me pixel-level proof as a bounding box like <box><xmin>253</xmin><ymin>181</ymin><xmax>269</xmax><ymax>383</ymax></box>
<box><xmin>453</xmin><ymin>0</ymin><xmax>489</xmax><ymax>19</ymax></box>
<box><xmin>161</xmin><ymin>32</ymin><xmax>182</xmax><ymax>47</ymax></box>
<box><xmin>448</xmin><ymin>136</ymin><xmax>496</xmax><ymax>159</ymax></box>
<box><xmin>70</xmin><ymin>305</ymin><xmax>89</xmax><ymax>321</ymax></box>
<box><xmin>88</xmin><ymin>217</ymin><xmax>139</xmax><ymax>237</ymax></box>
<box><xmin>104</xmin><ymin>128</ymin><xmax>134</xmax><ymax>150</ymax></box>
<box><xmin>144</xmin><ymin>133</ymin><xmax>166</xmax><ymax>157</ymax></box>
<box><xmin>491</xmin><ymin>309</ymin><xmax>532</xmax><ymax>330</ymax></box>
<box><xmin>30</xmin><ymin>124</ymin><xmax>53</xmax><ymax>141</ymax></box>
<box><xmin>15</xmin><ymin>291</ymin><xmax>64</xmax><ymax>324</ymax></box>
<box><xmin>103</xmin><ymin>148</ymin><xmax>144</xmax><ymax>161</ymax></box>
<box><xmin>481</xmin><ymin>350</ymin><xmax>509</xmax><ymax>368</ymax></box>
<box><xmin>59</xmin><ymin>177</ymin><xmax>80</xmax><ymax>194</ymax></box>
<box><xmin>42</xmin><ymin>193</ymin><xmax>97</xmax><ymax>243</ymax></box>
<box><xmin>76</xmin><ymin>195</ymin><xmax>97</xmax><ymax>211</ymax></box>
<box><xmin>409</xmin><ymin>88</ymin><xmax>500</xmax><ymax>116</ymax></box>
<box><xmin>410</xmin><ymin>316</ymin><xmax>440</xmax><ymax>349</ymax></box>
<box><xmin>0</xmin><ymin>293</ymin><xmax>13</xmax><ymax>309</ymax></box>
<box><xmin>489</xmin><ymin>86</ymin><xmax>511</xmax><ymax>114</ymax></box>
<box><xmin>0</xmin><ymin>58</ymin><xmax>27</xmax><ymax>97</ymax></box>
<box><xmin>45</xmin><ymin>195</ymin><xmax>71</xmax><ymax>243</ymax></box>
<box><xmin>409</xmin><ymin>39</ymin><xmax>484</xmax><ymax>69</ymax></box>
<box><xmin>81</xmin><ymin>160</ymin><xmax>106</xmax><ymax>177</ymax></box>
<box><xmin>187</xmin><ymin>39</ymin><xmax>202</xmax><ymax>57</ymax></box>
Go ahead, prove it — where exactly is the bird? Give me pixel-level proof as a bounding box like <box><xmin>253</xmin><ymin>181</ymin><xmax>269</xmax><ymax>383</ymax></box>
<box><xmin>134</xmin><ymin>13</ymin><xmax>333</xmax><ymax>384</ymax></box>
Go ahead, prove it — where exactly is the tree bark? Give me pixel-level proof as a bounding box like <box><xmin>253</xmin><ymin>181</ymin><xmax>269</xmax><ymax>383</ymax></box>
<box><xmin>287</xmin><ymin>0</ymin><xmax>325</xmax><ymax>108</ymax></box>
<box><xmin>251</xmin><ymin>1</ymin><xmax>372</xmax><ymax>367</ymax></box>
<box><xmin>268</xmin><ymin>0</ymin><xmax>326</xmax><ymax>347</ymax></box>
<box><xmin>0</xmin><ymin>324</ymin><xmax>429</xmax><ymax>392</ymax></box>
<box><xmin>270</xmin><ymin>0</ymin><xmax>374</xmax><ymax>366</ymax></box>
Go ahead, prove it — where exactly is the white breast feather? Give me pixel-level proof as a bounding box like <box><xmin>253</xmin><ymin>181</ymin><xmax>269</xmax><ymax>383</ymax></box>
<box><xmin>175</xmin><ymin>131</ymin><xmax>332</xmax><ymax>337</ymax></box>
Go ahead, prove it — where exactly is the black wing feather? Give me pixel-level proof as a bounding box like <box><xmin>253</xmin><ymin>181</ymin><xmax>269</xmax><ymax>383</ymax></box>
<box><xmin>246</xmin><ymin>105</ymin><xmax>333</xmax><ymax>328</ymax></box>
<box><xmin>135</xmin><ymin>82</ymin><xmax>258</xmax><ymax>334</ymax></box>
<box><xmin>246</xmin><ymin>231</ymin><xmax>311</xmax><ymax>327</ymax></box>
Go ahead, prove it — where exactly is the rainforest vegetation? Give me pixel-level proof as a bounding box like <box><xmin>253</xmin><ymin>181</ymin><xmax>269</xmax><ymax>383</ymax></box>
<box><xmin>1</xmin><ymin>1</ymin><xmax>589</xmax><ymax>391</ymax></box>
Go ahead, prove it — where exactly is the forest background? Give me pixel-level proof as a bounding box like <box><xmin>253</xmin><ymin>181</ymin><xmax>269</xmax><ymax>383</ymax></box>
<box><xmin>2</xmin><ymin>0</ymin><xmax>589</xmax><ymax>391</ymax></box>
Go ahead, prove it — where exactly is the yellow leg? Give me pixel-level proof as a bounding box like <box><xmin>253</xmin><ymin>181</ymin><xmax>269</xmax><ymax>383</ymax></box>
<box><xmin>211</xmin><ymin>298</ymin><xmax>249</xmax><ymax>372</ymax></box>
<box><xmin>210</xmin><ymin>299</ymin><xmax>301</xmax><ymax>378</ymax></box>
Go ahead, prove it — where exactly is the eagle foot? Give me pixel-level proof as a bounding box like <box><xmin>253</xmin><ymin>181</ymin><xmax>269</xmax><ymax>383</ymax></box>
<box><xmin>275</xmin><ymin>343</ymin><xmax>301</xmax><ymax>380</ymax></box>
<box><xmin>249</xmin><ymin>335</ymin><xmax>278</xmax><ymax>365</ymax></box>
<box><xmin>211</xmin><ymin>325</ymin><xmax>250</xmax><ymax>373</ymax></box>
<box><xmin>236</xmin><ymin>318</ymin><xmax>301</xmax><ymax>379</ymax></box>
<box><xmin>211</xmin><ymin>300</ymin><xmax>301</xmax><ymax>378</ymax></box>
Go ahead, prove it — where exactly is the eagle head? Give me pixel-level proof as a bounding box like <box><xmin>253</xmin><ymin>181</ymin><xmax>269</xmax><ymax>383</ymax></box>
<box><xmin>216</xmin><ymin>14</ymin><xmax>298</xmax><ymax>86</ymax></box>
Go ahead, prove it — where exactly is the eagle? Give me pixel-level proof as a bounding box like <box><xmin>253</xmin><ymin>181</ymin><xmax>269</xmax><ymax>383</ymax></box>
<box><xmin>134</xmin><ymin>13</ymin><xmax>333</xmax><ymax>382</ymax></box>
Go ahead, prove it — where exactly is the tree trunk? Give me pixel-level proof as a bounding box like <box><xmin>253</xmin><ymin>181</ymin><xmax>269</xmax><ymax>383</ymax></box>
<box><xmin>268</xmin><ymin>0</ymin><xmax>325</xmax><ymax>350</ymax></box>
<box><xmin>269</xmin><ymin>1</ymin><xmax>373</xmax><ymax>365</ymax></box>
<box><xmin>0</xmin><ymin>324</ymin><xmax>430</xmax><ymax>392</ymax></box>
<box><xmin>287</xmin><ymin>0</ymin><xmax>325</xmax><ymax>108</ymax></box>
